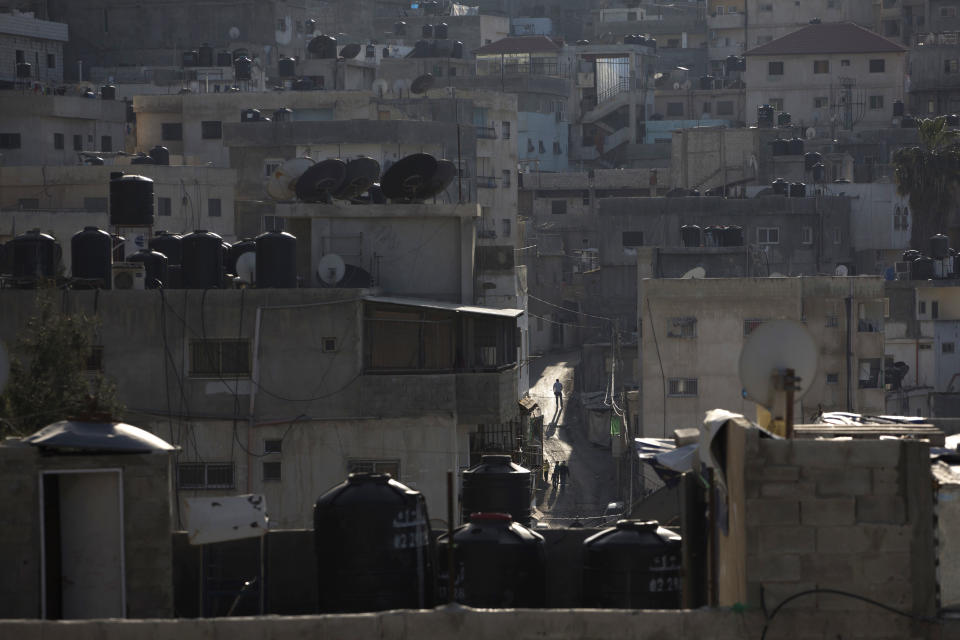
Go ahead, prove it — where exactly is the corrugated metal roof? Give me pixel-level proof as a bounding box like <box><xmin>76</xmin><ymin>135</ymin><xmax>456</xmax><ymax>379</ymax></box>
<box><xmin>743</xmin><ymin>22</ymin><xmax>906</xmax><ymax>56</ymax></box>
<box><xmin>0</xmin><ymin>14</ymin><xmax>68</xmax><ymax>42</ymax></box>
<box><xmin>364</xmin><ymin>295</ymin><xmax>524</xmax><ymax>318</ymax></box>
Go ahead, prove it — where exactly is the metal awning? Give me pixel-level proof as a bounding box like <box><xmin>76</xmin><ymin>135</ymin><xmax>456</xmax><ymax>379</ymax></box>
<box><xmin>364</xmin><ymin>295</ymin><xmax>524</xmax><ymax>318</ymax></box>
<box><xmin>24</xmin><ymin>420</ymin><xmax>176</xmax><ymax>453</ymax></box>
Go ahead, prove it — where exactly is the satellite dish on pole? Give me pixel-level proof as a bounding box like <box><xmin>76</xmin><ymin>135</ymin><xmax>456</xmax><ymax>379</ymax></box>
<box><xmin>317</xmin><ymin>253</ymin><xmax>346</xmax><ymax>285</ymax></box>
<box><xmin>739</xmin><ymin>320</ymin><xmax>818</xmax><ymax>435</ymax></box>
<box><xmin>410</xmin><ymin>73</ymin><xmax>435</xmax><ymax>95</ymax></box>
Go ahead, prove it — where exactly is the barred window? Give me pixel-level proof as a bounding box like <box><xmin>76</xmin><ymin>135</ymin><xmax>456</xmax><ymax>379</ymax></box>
<box><xmin>348</xmin><ymin>459</ymin><xmax>400</xmax><ymax>478</ymax></box>
<box><xmin>667</xmin><ymin>317</ymin><xmax>696</xmax><ymax>338</ymax></box>
<box><xmin>667</xmin><ymin>378</ymin><xmax>698</xmax><ymax>397</ymax></box>
<box><xmin>189</xmin><ymin>339</ymin><xmax>251</xmax><ymax>377</ymax></box>
<box><xmin>177</xmin><ymin>462</ymin><xmax>235</xmax><ymax>489</ymax></box>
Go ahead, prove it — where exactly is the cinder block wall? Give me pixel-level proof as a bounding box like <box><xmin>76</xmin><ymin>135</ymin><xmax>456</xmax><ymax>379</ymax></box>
<box><xmin>743</xmin><ymin>437</ymin><xmax>935</xmax><ymax>623</ymax></box>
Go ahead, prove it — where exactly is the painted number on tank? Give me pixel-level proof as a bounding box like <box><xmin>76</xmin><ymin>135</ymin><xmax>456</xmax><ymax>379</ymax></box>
<box><xmin>648</xmin><ymin>575</ymin><xmax>681</xmax><ymax>593</ymax></box>
<box><xmin>392</xmin><ymin>528</ymin><xmax>428</xmax><ymax>550</ymax></box>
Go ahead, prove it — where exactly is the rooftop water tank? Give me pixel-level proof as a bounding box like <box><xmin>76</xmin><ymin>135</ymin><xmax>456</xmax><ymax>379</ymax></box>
<box><xmin>127</xmin><ymin>248</ymin><xmax>169</xmax><ymax>289</ymax></box>
<box><xmin>180</xmin><ymin>230</ymin><xmax>224</xmax><ymax>289</ymax></box>
<box><xmin>109</xmin><ymin>174</ymin><xmax>154</xmax><ymax>226</ymax></box>
<box><xmin>255</xmin><ymin>231</ymin><xmax>298</xmax><ymax>288</ymax></box>
<box><xmin>461</xmin><ymin>455</ymin><xmax>532</xmax><ymax>527</ymax></box>
<box><xmin>71</xmin><ymin>226</ymin><xmax>112</xmax><ymax>288</ymax></box>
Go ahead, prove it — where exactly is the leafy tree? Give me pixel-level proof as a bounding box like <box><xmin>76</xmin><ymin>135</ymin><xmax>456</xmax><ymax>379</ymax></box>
<box><xmin>0</xmin><ymin>290</ymin><xmax>121</xmax><ymax>437</ymax></box>
<box><xmin>893</xmin><ymin>116</ymin><xmax>960</xmax><ymax>250</ymax></box>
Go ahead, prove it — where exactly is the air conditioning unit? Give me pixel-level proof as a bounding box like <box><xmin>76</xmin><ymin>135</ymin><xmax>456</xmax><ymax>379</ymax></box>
<box><xmin>112</xmin><ymin>262</ymin><xmax>146</xmax><ymax>290</ymax></box>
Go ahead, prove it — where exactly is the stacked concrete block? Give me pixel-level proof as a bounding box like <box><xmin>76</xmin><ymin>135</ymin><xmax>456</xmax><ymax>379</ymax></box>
<box><xmin>743</xmin><ymin>435</ymin><xmax>935</xmax><ymax>630</ymax></box>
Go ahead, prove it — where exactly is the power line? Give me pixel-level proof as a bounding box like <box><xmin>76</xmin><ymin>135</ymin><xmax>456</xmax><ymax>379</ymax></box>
<box><xmin>527</xmin><ymin>294</ymin><xmax>615</xmax><ymax>323</ymax></box>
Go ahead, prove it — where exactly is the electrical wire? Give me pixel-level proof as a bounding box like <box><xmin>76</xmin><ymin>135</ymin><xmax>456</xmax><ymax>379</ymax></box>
<box><xmin>645</xmin><ymin>297</ymin><xmax>668</xmax><ymax>438</ymax></box>
<box><xmin>528</xmin><ymin>293</ymin><xmax>615</xmax><ymax>323</ymax></box>
<box><xmin>528</xmin><ymin>311</ymin><xmax>604</xmax><ymax>330</ymax></box>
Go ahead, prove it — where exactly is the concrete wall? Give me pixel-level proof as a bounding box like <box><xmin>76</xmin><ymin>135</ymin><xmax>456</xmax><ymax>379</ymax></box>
<box><xmin>0</xmin><ymin>13</ymin><xmax>66</xmax><ymax>85</ymax></box>
<box><xmin>743</xmin><ymin>0</ymin><xmax>877</xmax><ymax>46</ymax></box>
<box><xmin>0</xmin><ymin>444</ymin><xmax>174</xmax><ymax>619</ymax></box>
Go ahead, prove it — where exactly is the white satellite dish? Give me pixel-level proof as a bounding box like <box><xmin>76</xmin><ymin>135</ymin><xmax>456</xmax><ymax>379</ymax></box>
<box><xmin>0</xmin><ymin>340</ymin><xmax>9</xmax><ymax>394</ymax></box>
<box><xmin>372</xmin><ymin>79</ymin><xmax>388</xmax><ymax>97</ymax></box>
<box><xmin>834</xmin><ymin>264</ymin><xmax>849</xmax><ymax>276</ymax></box>
<box><xmin>266</xmin><ymin>157</ymin><xmax>315</xmax><ymax>201</ymax></box>
<box><xmin>769</xmin><ymin>271</ymin><xmax>785</xmax><ymax>278</ymax></box>
<box><xmin>673</xmin><ymin>82</ymin><xmax>681</xmax><ymax>90</ymax></box>
<box><xmin>317</xmin><ymin>253</ymin><xmax>346</xmax><ymax>285</ymax></box>
<box><xmin>236</xmin><ymin>251</ymin><xmax>256</xmax><ymax>284</ymax></box>
<box><xmin>738</xmin><ymin>319</ymin><xmax>818</xmax><ymax>410</ymax></box>
<box><xmin>229</xmin><ymin>26</ymin><xmax>241</xmax><ymax>40</ymax></box>
<box><xmin>681</xmin><ymin>266</ymin><xmax>706</xmax><ymax>279</ymax></box>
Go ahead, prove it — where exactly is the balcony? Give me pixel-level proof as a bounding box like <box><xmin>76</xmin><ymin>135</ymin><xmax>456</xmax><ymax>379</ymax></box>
<box><xmin>456</xmin><ymin>367</ymin><xmax>519</xmax><ymax>424</ymax></box>
<box><xmin>476</xmin><ymin>175</ymin><xmax>498</xmax><ymax>188</ymax></box>
<box><xmin>476</xmin><ymin>126</ymin><xmax>498</xmax><ymax>139</ymax></box>
<box><xmin>707</xmin><ymin>12</ymin><xmax>744</xmax><ymax>29</ymax></box>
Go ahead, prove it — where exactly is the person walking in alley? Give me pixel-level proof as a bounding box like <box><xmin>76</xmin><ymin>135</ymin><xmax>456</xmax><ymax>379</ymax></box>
<box><xmin>541</xmin><ymin>460</ymin><xmax>549</xmax><ymax>486</ymax></box>
<box><xmin>558</xmin><ymin>461</ymin><xmax>568</xmax><ymax>487</ymax></box>
<box><xmin>553</xmin><ymin>378</ymin><xmax>563</xmax><ymax>411</ymax></box>
<box><xmin>553</xmin><ymin>460</ymin><xmax>560</xmax><ymax>488</ymax></box>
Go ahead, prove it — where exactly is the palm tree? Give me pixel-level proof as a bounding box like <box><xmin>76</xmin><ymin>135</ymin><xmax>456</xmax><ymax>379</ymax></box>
<box><xmin>893</xmin><ymin>116</ymin><xmax>960</xmax><ymax>250</ymax></box>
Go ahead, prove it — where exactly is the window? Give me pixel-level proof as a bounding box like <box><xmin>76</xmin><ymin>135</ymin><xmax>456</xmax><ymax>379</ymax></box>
<box><xmin>825</xmin><ymin>315</ymin><xmax>839</xmax><ymax>328</ymax></box>
<box><xmin>667</xmin><ymin>317</ymin><xmax>696</xmax><ymax>338</ymax></box>
<box><xmin>538</xmin><ymin>140</ymin><xmax>545</xmax><ymax>153</ymax></box>
<box><xmin>0</xmin><ymin>133</ymin><xmax>22</xmax><ymax>149</ymax></box>
<box><xmin>757</xmin><ymin>227</ymin><xmax>779</xmax><ymax>244</ymax></box>
<box><xmin>189</xmin><ymin>339</ymin><xmax>251</xmax><ymax>377</ymax></box>
<box><xmin>813</xmin><ymin>60</ymin><xmax>829</xmax><ymax>74</ymax></box>
<box><xmin>86</xmin><ymin>346</ymin><xmax>104</xmax><ymax>372</ymax></box>
<box><xmin>277</xmin><ymin>18</ymin><xmax>286</xmax><ymax>31</ymax></box>
<box><xmin>54</xmin><ymin>133</ymin><xmax>64</xmax><ymax>150</ymax></box>
<box><xmin>941</xmin><ymin>6</ymin><xmax>957</xmax><ymax>17</ymax></box>
<box><xmin>759</xmin><ymin>3</ymin><xmax>773</xmax><ymax>11</ymax></box>
<box><xmin>717</xmin><ymin>101</ymin><xmax>734</xmax><ymax>115</ymax></box>
<box><xmin>943</xmin><ymin>342</ymin><xmax>956</xmax><ymax>354</ymax></box>
<box><xmin>201</xmin><ymin>120</ymin><xmax>222</xmax><ymax>139</ymax></box>
<box><xmin>158</xmin><ymin>197</ymin><xmax>172</xmax><ymax>217</ymax></box>
<box><xmin>17</xmin><ymin>198</ymin><xmax>39</xmax><ymax>209</ymax></box>
<box><xmin>264</xmin><ymin>439</ymin><xmax>282</xmax><ymax>453</ymax></box>
<box><xmin>501</xmin><ymin>121</ymin><xmax>511</xmax><ymax>139</ymax></box>
<box><xmin>161</xmin><ymin>122</ymin><xmax>183</xmax><ymax>141</ymax></box>
<box><xmin>703</xmin><ymin>102</ymin><xmax>712</xmax><ymax>114</ymax></box>
<box><xmin>551</xmin><ymin>200</ymin><xmax>567</xmax><ymax>215</ymax></box>
<box><xmin>666</xmin><ymin>102</ymin><xmax>684</xmax><ymax>116</ymax></box>
<box><xmin>263</xmin><ymin>461</ymin><xmax>282</xmax><ymax>481</ymax></box>
<box><xmin>768</xmin><ymin>61</ymin><xmax>784</xmax><ymax>75</ymax></box>
<box><xmin>841</xmin><ymin>59</ymin><xmax>850</xmax><ymax>67</ymax></box>
<box><xmin>348</xmin><ymin>459</ymin><xmax>400</xmax><ymax>478</ymax></box>
<box><xmin>869</xmin><ymin>59</ymin><xmax>885</xmax><ymax>73</ymax></box>
<box><xmin>814</xmin><ymin>96</ymin><xmax>829</xmax><ymax>108</ymax></box>
<box><xmin>919</xmin><ymin>300</ymin><xmax>927</xmax><ymax>315</ymax></box>
<box><xmin>932</xmin><ymin>301</ymin><xmax>939</xmax><ymax>319</ymax></box>
<box><xmin>502</xmin><ymin>218</ymin><xmax>511</xmax><ymax>237</ymax></box>
<box><xmin>667</xmin><ymin>378</ymin><xmax>698</xmax><ymax>397</ymax></box>
<box><xmin>553</xmin><ymin>141</ymin><xmax>562</xmax><ymax>154</ymax></box>
<box><xmin>744</xmin><ymin>319</ymin><xmax>764</xmax><ymax>336</ymax></box>
<box><xmin>801</xmin><ymin>226</ymin><xmax>813</xmax><ymax>244</ymax></box>
<box><xmin>177</xmin><ymin>462</ymin><xmax>235</xmax><ymax>489</ymax></box>
<box><xmin>73</xmin><ymin>134</ymin><xmax>82</xmax><ymax>151</ymax></box>
<box><xmin>208</xmin><ymin>198</ymin><xmax>221</xmax><ymax>217</ymax></box>
<box><xmin>622</xmin><ymin>231</ymin><xmax>644</xmax><ymax>246</ymax></box>
<box><xmin>826</xmin><ymin>373</ymin><xmax>839</xmax><ymax>384</ymax></box>
<box><xmin>47</xmin><ymin>53</ymin><xmax>55</xmax><ymax>69</ymax></box>
<box><xmin>15</xmin><ymin>49</ymin><xmax>25</xmax><ymax>63</ymax></box>
<box><xmin>322</xmin><ymin>337</ymin><xmax>338</xmax><ymax>352</ymax></box>
<box><xmin>869</xmin><ymin>95</ymin><xmax>884</xmax><ymax>110</ymax></box>
<box><xmin>832</xmin><ymin>227</ymin><xmax>841</xmax><ymax>244</ymax></box>
<box><xmin>263</xmin><ymin>215</ymin><xmax>285</xmax><ymax>232</ymax></box>
<box><xmin>101</xmin><ymin>135</ymin><xmax>112</xmax><ymax>152</ymax></box>
<box><xmin>858</xmin><ymin>357</ymin><xmax>882</xmax><ymax>388</ymax></box>
<box><xmin>502</xmin><ymin>169</ymin><xmax>511</xmax><ymax>187</ymax></box>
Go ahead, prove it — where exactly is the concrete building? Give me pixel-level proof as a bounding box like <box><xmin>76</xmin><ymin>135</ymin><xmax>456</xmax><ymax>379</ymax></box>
<box><xmin>638</xmin><ymin>276</ymin><xmax>888</xmax><ymax>437</ymax></box>
<box><xmin>0</xmin><ymin>92</ymin><xmax>128</xmax><ymax>165</ymax></box>
<box><xmin>743</xmin><ymin>0</ymin><xmax>876</xmax><ymax>49</ymax></box>
<box><xmin>832</xmin><ymin>181</ymin><xmax>912</xmax><ymax>275</ymax></box>
<box><xmin>0</xmin><ymin>289</ymin><xmax>523</xmax><ymax>529</ymax></box>
<box><xmin>0</xmin><ymin>9</ymin><xmax>67</xmax><ymax>86</ymax></box>
<box><xmin>706</xmin><ymin>0</ymin><xmax>745</xmax><ymax>65</ymax></box>
<box><xmin>743</xmin><ymin>22</ymin><xmax>908</xmax><ymax>132</ymax></box>
<box><xmin>906</xmin><ymin>38</ymin><xmax>960</xmax><ymax>116</ymax></box>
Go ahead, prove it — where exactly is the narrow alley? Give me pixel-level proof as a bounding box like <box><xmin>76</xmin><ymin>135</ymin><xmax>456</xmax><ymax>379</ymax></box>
<box><xmin>527</xmin><ymin>350</ymin><xmax>619</xmax><ymax>528</ymax></box>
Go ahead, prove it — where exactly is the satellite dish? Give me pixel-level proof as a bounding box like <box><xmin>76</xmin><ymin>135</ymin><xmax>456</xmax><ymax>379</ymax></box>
<box><xmin>416</xmin><ymin>158</ymin><xmax>456</xmax><ymax>200</ymax></box>
<box><xmin>317</xmin><ymin>253</ymin><xmax>346</xmax><ymax>285</ymax></box>
<box><xmin>681</xmin><ymin>266</ymin><xmax>706</xmax><ymax>279</ymax></box>
<box><xmin>339</xmin><ymin>43</ymin><xmax>362</xmax><ymax>59</ymax></box>
<box><xmin>738</xmin><ymin>319</ymin><xmax>818</xmax><ymax>410</ymax></box>
<box><xmin>229</xmin><ymin>26</ymin><xmax>240</xmax><ymax>40</ymax></box>
<box><xmin>295</xmin><ymin>158</ymin><xmax>347</xmax><ymax>202</ymax></box>
<box><xmin>0</xmin><ymin>340</ymin><xmax>9</xmax><ymax>394</ymax></box>
<box><xmin>769</xmin><ymin>272</ymin><xmax>785</xmax><ymax>278</ymax></box>
<box><xmin>380</xmin><ymin>153</ymin><xmax>438</xmax><ymax>201</ymax></box>
<box><xmin>334</xmin><ymin>157</ymin><xmax>381</xmax><ymax>200</ymax></box>
<box><xmin>410</xmin><ymin>73</ymin><xmax>435</xmax><ymax>95</ymax></box>
<box><xmin>266</xmin><ymin>156</ymin><xmax>315</xmax><ymax>201</ymax></box>
<box><xmin>673</xmin><ymin>82</ymin><xmax>681</xmax><ymax>90</ymax></box>
<box><xmin>372</xmin><ymin>78</ymin><xmax>389</xmax><ymax>97</ymax></box>
<box><xmin>308</xmin><ymin>35</ymin><xmax>338</xmax><ymax>58</ymax></box>
<box><xmin>236</xmin><ymin>251</ymin><xmax>256</xmax><ymax>284</ymax></box>
<box><xmin>834</xmin><ymin>264</ymin><xmax>849</xmax><ymax>276</ymax></box>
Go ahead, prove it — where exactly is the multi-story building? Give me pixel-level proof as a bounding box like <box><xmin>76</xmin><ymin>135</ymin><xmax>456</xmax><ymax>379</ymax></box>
<box><xmin>0</xmin><ymin>10</ymin><xmax>67</xmax><ymax>86</ymax></box>
<box><xmin>744</xmin><ymin>0</ymin><xmax>875</xmax><ymax>49</ymax></box>
<box><xmin>638</xmin><ymin>276</ymin><xmax>888</xmax><ymax>437</ymax></box>
<box><xmin>743</xmin><ymin>22</ymin><xmax>908</xmax><ymax>131</ymax></box>
<box><xmin>707</xmin><ymin>0</ymin><xmax>746</xmax><ymax>67</ymax></box>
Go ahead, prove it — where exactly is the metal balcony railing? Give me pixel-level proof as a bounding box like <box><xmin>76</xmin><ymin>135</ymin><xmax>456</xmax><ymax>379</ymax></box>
<box><xmin>476</xmin><ymin>176</ymin><xmax>497</xmax><ymax>188</ymax></box>
<box><xmin>476</xmin><ymin>126</ymin><xmax>497</xmax><ymax>139</ymax></box>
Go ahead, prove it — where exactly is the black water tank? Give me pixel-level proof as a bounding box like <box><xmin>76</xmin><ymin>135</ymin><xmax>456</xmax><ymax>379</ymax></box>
<box><xmin>911</xmin><ymin>256</ymin><xmax>935</xmax><ymax>280</ymax></box>
<box><xmin>366</xmin><ymin>44</ymin><xmax>376</xmax><ymax>58</ymax></box>
<box><xmin>255</xmin><ymin>231</ymin><xmax>297</xmax><ymax>288</ymax></box>
<box><xmin>394</xmin><ymin>21</ymin><xmax>407</xmax><ymax>35</ymax></box>
<box><xmin>314</xmin><ymin>473</ymin><xmax>435</xmax><ymax>612</ymax></box>
<box><xmin>931</xmin><ymin>234</ymin><xmax>950</xmax><ymax>259</ymax></box>
<box><xmin>11</xmin><ymin>230</ymin><xmax>60</xmax><ymax>279</ymax></box>
<box><xmin>772</xmin><ymin>138</ymin><xmax>789</xmax><ymax>155</ymax></box>
<box><xmin>902</xmin><ymin>249</ymin><xmax>920</xmax><ymax>262</ymax></box>
<box><xmin>461</xmin><ymin>455</ymin><xmax>532</xmax><ymax>527</ymax></box>
<box><xmin>422</xmin><ymin>24</ymin><xmax>434</xmax><ymax>38</ymax></box>
<box><xmin>273</xmin><ymin>107</ymin><xmax>293</xmax><ymax>122</ymax></box>
<box><xmin>452</xmin><ymin>41</ymin><xmax>464</xmax><ymax>58</ymax></box>
<box><xmin>308</xmin><ymin>35</ymin><xmax>338</xmax><ymax>58</ymax></box>
<box><xmin>149</xmin><ymin>145</ymin><xmax>170</xmax><ymax>166</ymax></box>
<box><xmin>812</xmin><ymin>163</ymin><xmax>826</xmax><ymax>182</ymax></box>
<box><xmin>235</xmin><ymin>56</ymin><xmax>253</xmax><ymax>81</ymax></box>
<box><xmin>128</xmin><ymin>248</ymin><xmax>169</xmax><ymax>289</ymax></box>
<box><xmin>198</xmin><ymin>43</ymin><xmax>214</xmax><ymax>67</ymax></box>
<box><xmin>699</xmin><ymin>75</ymin><xmax>714</xmax><ymax>90</ymax></box>
<box><xmin>757</xmin><ymin>104</ymin><xmax>774</xmax><ymax>128</ymax></box>
<box><xmin>788</xmin><ymin>137</ymin><xmax>805</xmax><ymax>155</ymax></box>
<box><xmin>181</xmin><ymin>230</ymin><xmax>224</xmax><ymax>289</ymax></box>
<box><xmin>777</xmin><ymin>112</ymin><xmax>791</xmax><ymax>127</ymax></box>
<box><xmin>130</xmin><ymin>155</ymin><xmax>155</xmax><ymax>165</ymax></box>
<box><xmin>182</xmin><ymin>50</ymin><xmax>198</xmax><ymax>67</ymax></box>
<box><xmin>278</xmin><ymin>57</ymin><xmax>296</xmax><ymax>78</ymax></box>
<box><xmin>946</xmin><ymin>114</ymin><xmax>960</xmax><ymax>126</ymax></box>
<box><xmin>680</xmin><ymin>225</ymin><xmax>702</xmax><ymax>247</ymax></box>
<box><xmin>771</xmin><ymin>178</ymin><xmax>788</xmax><ymax>195</ymax></box>
<box><xmin>804</xmin><ymin>151</ymin><xmax>822</xmax><ymax>171</ymax></box>
<box><xmin>241</xmin><ymin>108</ymin><xmax>261</xmax><ymax>122</ymax></box>
<box><xmin>705</xmin><ymin>225</ymin><xmax>726</xmax><ymax>247</ymax></box>
<box><xmin>725</xmin><ymin>55</ymin><xmax>739</xmax><ymax>75</ymax></box>
<box><xmin>789</xmin><ymin>182</ymin><xmax>806</xmax><ymax>198</ymax></box>
<box><xmin>725</xmin><ymin>225</ymin><xmax>744</xmax><ymax>246</ymax></box>
<box><xmin>110</xmin><ymin>174</ymin><xmax>154</xmax><ymax>226</ymax></box>
<box><xmin>893</xmin><ymin>100</ymin><xmax>905</xmax><ymax>117</ymax></box>
<box><xmin>100</xmin><ymin>85</ymin><xmax>117</xmax><ymax>100</ymax></box>
<box><xmin>436</xmin><ymin>22</ymin><xmax>449</xmax><ymax>39</ymax></box>
<box><xmin>226</xmin><ymin>238</ymin><xmax>256</xmax><ymax>274</ymax></box>
<box><xmin>150</xmin><ymin>231</ymin><xmax>183</xmax><ymax>265</ymax></box>
<box><xmin>71</xmin><ymin>226</ymin><xmax>112</xmax><ymax>288</ymax></box>
<box><xmin>582</xmin><ymin>520</ymin><xmax>682</xmax><ymax>609</ymax></box>
<box><xmin>16</xmin><ymin>61</ymin><xmax>32</xmax><ymax>78</ymax></box>
<box><xmin>437</xmin><ymin>513</ymin><xmax>545</xmax><ymax>607</ymax></box>
<box><xmin>217</xmin><ymin>51</ymin><xmax>233</xmax><ymax>66</ymax></box>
